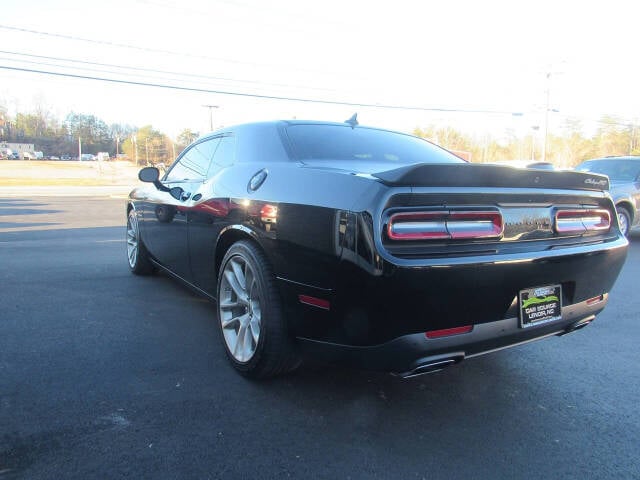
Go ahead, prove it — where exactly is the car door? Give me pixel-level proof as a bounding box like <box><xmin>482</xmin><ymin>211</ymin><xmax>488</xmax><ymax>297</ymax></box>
<box><xmin>143</xmin><ymin>137</ymin><xmax>220</xmax><ymax>280</ymax></box>
<box><xmin>188</xmin><ymin>134</ymin><xmax>237</xmax><ymax>294</ymax></box>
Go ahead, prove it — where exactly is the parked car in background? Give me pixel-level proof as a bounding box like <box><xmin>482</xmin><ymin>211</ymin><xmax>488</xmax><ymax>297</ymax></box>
<box><xmin>127</xmin><ymin>119</ymin><xmax>628</xmax><ymax>379</ymax></box>
<box><xmin>60</xmin><ymin>155</ymin><xmax>72</xmax><ymax>161</ymax></box>
<box><xmin>575</xmin><ymin>156</ymin><xmax>640</xmax><ymax>236</ymax></box>
<box><xmin>80</xmin><ymin>153</ymin><xmax>95</xmax><ymax>161</ymax></box>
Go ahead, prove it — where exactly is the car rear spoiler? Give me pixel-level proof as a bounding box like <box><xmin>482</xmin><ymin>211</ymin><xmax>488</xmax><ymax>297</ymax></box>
<box><xmin>372</xmin><ymin>163</ymin><xmax>610</xmax><ymax>191</ymax></box>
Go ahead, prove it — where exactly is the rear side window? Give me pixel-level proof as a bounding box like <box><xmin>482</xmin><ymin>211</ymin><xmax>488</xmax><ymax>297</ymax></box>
<box><xmin>286</xmin><ymin>124</ymin><xmax>465</xmax><ymax>165</ymax></box>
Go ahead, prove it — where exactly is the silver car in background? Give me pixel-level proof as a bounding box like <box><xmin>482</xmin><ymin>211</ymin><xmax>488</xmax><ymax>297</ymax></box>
<box><xmin>576</xmin><ymin>156</ymin><xmax>640</xmax><ymax>236</ymax></box>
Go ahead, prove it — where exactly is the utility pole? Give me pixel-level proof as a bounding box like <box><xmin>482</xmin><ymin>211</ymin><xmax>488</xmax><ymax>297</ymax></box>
<box><xmin>78</xmin><ymin>137</ymin><xmax>81</xmax><ymax>161</ymax></box>
<box><xmin>202</xmin><ymin>104</ymin><xmax>219</xmax><ymax>131</ymax></box>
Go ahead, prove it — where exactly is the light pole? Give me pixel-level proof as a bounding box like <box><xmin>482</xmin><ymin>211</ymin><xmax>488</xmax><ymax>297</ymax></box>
<box><xmin>202</xmin><ymin>104</ymin><xmax>219</xmax><ymax>131</ymax></box>
<box><xmin>542</xmin><ymin>72</ymin><xmax>551</xmax><ymax>162</ymax></box>
<box><xmin>541</xmin><ymin>69</ymin><xmax>563</xmax><ymax>162</ymax></box>
<box><xmin>531</xmin><ymin>126</ymin><xmax>540</xmax><ymax>161</ymax></box>
<box><xmin>132</xmin><ymin>135</ymin><xmax>138</xmax><ymax>165</ymax></box>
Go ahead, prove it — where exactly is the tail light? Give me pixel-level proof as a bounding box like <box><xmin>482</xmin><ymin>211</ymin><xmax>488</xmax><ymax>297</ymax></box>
<box><xmin>387</xmin><ymin>210</ymin><xmax>503</xmax><ymax>241</ymax></box>
<box><xmin>555</xmin><ymin>209</ymin><xmax>611</xmax><ymax>234</ymax></box>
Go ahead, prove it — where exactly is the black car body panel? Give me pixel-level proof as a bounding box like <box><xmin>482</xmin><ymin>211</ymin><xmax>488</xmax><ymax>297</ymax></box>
<box><xmin>128</xmin><ymin>120</ymin><xmax>628</xmax><ymax>376</ymax></box>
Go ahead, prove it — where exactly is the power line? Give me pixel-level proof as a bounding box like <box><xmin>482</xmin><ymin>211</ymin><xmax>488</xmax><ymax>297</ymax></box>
<box><xmin>0</xmin><ymin>50</ymin><xmax>341</xmax><ymax>93</ymax></box>
<box><xmin>0</xmin><ymin>24</ymin><xmax>342</xmax><ymax>76</ymax></box>
<box><xmin>0</xmin><ymin>64</ymin><xmax>525</xmax><ymax>116</ymax></box>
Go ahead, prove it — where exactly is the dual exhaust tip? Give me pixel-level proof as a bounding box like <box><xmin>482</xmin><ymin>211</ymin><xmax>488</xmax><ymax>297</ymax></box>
<box><xmin>399</xmin><ymin>319</ymin><xmax>594</xmax><ymax>379</ymax></box>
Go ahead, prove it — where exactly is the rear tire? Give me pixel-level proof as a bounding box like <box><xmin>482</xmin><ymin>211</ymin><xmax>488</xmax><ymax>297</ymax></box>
<box><xmin>617</xmin><ymin>206</ymin><xmax>631</xmax><ymax>237</ymax></box>
<box><xmin>127</xmin><ymin>209</ymin><xmax>154</xmax><ymax>275</ymax></box>
<box><xmin>217</xmin><ymin>240</ymin><xmax>300</xmax><ymax>378</ymax></box>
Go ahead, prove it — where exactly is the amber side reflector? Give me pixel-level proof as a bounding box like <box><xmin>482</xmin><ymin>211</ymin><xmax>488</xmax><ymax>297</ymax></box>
<box><xmin>425</xmin><ymin>325</ymin><xmax>473</xmax><ymax>339</ymax></box>
<box><xmin>298</xmin><ymin>295</ymin><xmax>331</xmax><ymax>310</ymax></box>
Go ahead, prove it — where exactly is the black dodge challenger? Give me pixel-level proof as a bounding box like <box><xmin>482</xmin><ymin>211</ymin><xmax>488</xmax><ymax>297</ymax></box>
<box><xmin>126</xmin><ymin>119</ymin><xmax>628</xmax><ymax>378</ymax></box>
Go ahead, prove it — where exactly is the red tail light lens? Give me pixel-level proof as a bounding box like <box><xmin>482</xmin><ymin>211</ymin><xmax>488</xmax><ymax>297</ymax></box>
<box><xmin>555</xmin><ymin>209</ymin><xmax>611</xmax><ymax>234</ymax></box>
<box><xmin>387</xmin><ymin>210</ymin><xmax>503</xmax><ymax>241</ymax></box>
<box><xmin>386</xmin><ymin>211</ymin><xmax>449</xmax><ymax>240</ymax></box>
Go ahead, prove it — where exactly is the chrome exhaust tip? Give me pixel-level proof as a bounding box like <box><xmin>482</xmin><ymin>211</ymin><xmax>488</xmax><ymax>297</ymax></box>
<box><xmin>558</xmin><ymin>317</ymin><xmax>594</xmax><ymax>336</ymax></box>
<box><xmin>397</xmin><ymin>354</ymin><xmax>464</xmax><ymax>379</ymax></box>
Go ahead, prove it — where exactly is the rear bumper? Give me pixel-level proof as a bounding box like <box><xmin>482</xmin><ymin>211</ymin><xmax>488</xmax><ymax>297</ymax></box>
<box><xmin>296</xmin><ymin>294</ymin><xmax>607</xmax><ymax>377</ymax></box>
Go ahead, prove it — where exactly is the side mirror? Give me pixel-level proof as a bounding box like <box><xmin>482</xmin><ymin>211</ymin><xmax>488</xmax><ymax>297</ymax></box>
<box><xmin>138</xmin><ymin>166</ymin><xmax>171</xmax><ymax>193</ymax></box>
<box><xmin>138</xmin><ymin>167</ymin><xmax>159</xmax><ymax>183</ymax></box>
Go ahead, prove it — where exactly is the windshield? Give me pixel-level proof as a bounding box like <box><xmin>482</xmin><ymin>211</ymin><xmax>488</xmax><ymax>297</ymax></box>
<box><xmin>286</xmin><ymin>124</ymin><xmax>465</xmax><ymax>165</ymax></box>
<box><xmin>576</xmin><ymin>159</ymin><xmax>640</xmax><ymax>181</ymax></box>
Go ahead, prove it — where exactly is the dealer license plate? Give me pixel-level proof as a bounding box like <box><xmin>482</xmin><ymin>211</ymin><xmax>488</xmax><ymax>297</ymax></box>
<box><xmin>519</xmin><ymin>285</ymin><xmax>562</xmax><ymax>328</ymax></box>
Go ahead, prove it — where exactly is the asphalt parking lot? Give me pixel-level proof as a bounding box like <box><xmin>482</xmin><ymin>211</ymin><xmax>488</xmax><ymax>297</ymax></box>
<box><xmin>1</xmin><ymin>197</ymin><xmax>639</xmax><ymax>479</ymax></box>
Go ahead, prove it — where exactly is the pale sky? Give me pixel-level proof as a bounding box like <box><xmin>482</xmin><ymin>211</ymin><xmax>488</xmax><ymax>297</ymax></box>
<box><xmin>0</xmin><ymin>0</ymin><xmax>638</xmax><ymax>139</ymax></box>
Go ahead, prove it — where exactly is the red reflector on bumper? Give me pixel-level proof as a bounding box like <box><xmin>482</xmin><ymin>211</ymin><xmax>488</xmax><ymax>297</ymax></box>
<box><xmin>586</xmin><ymin>295</ymin><xmax>604</xmax><ymax>306</ymax></box>
<box><xmin>298</xmin><ymin>295</ymin><xmax>331</xmax><ymax>310</ymax></box>
<box><xmin>425</xmin><ymin>325</ymin><xmax>473</xmax><ymax>339</ymax></box>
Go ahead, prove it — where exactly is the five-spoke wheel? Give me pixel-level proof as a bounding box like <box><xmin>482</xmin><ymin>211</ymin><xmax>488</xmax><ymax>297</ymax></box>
<box><xmin>219</xmin><ymin>254</ymin><xmax>263</xmax><ymax>363</ymax></box>
<box><xmin>217</xmin><ymin>240</ymin><xmax>299</xmax><ymax>378</ymax></box>
<box><xmin>126</xmin><ymin>209</ymin><xmax>153</xmax><ymax>275</ymax></box>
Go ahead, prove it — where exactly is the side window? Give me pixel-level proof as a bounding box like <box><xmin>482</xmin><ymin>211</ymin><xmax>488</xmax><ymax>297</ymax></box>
<box><xmin>165</xmin><ymin>138</ymin><xmax>220</xmax><ymax>182</ymax></box>
<box><xmin>207</xmin><ymin>135</ymin><xmax>236</xmax><ymax>178</ymax></box>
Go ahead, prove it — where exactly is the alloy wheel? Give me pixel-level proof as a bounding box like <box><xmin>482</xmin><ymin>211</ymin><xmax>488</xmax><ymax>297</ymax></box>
<box><xmin>219</xmin><ymin>254</ymin><xmax>262</xmax><ymax>363</ymax></box>
<box><xmin>618</xmin><ymin>210</ymin><xmax>629</xmax><ymax>236</ymax></box>
<box><xmin>126</xmin><ymin>213</ymin><xmax>139</xmax><ymax>269</ymax></box>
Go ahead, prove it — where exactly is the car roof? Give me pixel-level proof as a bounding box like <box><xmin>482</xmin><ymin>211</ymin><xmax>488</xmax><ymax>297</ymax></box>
<box><xmin>199</xmin><ymin>119</ymin><xmax>417</xmax><ymax>139</ymax></box>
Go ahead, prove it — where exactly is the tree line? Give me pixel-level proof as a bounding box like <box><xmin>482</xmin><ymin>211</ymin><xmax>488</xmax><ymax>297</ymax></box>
<box><xmin>0</xmin><ymin>104</ymin><xmax>198</xmax><ymax>164</ymax></box>
<box><xmin>1</xmin><ymin>104</ymin><xmax>637</xmax><ymax>167</ymax></box>
<box><xmin>414</xmin><ymin>115</ymin><xmax>639</xmax><ymax>167</ymax></box>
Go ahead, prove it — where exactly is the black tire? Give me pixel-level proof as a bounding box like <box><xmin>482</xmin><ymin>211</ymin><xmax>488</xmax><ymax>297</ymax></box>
<box><xmin>217</xmin><ymin>240</ymin><xmax>300</xmax><ymax>378</ymax></box>
<box><xmin>126</xmin><ymin>209</ymin><xmax>154</xmax><ymax>275</ymax></box>
<box><xmin>617</xmin><ymin>206</ymin><xmax>631</xmax><ymax>237</ymax></box>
